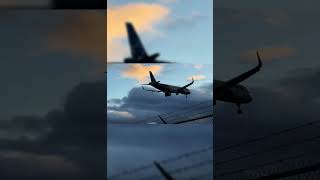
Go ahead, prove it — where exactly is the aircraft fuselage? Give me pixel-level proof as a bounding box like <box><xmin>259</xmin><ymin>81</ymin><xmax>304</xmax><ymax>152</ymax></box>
<box><xmin>151</xmin><ymin>82</ymin><xmax>190</xmax><ymax>96</ymax></box>
<box><xmin>214</xmin><ymin>80</ymin><xmax>252</xmax><ymax>104</ymax></box>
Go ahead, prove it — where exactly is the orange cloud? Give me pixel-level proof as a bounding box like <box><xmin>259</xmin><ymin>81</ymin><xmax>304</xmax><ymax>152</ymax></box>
<box><xmin>264</xmin><ymin>11</ymin><xmax>289</xmax><ymax>25</ymax></box>
<box><xmin>107</xmin><ymin>3</ymin><xmax>170</xmax><ymax>62</ymax></box>
<box><xmin>107</xmin><ymin>110</ymin><xmax>135</xmax><ymax>119</ymax></box>
<box><xmin>242</xmin><ymin>46</ymin><xmax>296</xmax><ymax>62</ymax></box>
<box><xmin>47</xmin><ymin>11</ymin><xmax>105</xmax><ymax>61</ymax></box>
<box><xmin>188</xmin><ymin>75</ymin><xmax>206</xmax><ymax>81</ymax></box>
<box><xmin>122</xmin><ymin>64</ymin><xmax>163</xmax><ymax>83</ymax></box>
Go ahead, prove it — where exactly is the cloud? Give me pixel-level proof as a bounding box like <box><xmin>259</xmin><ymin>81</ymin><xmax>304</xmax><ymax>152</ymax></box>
<box><xmin>188</xmin><ymin>75</ymin><xmax>206</xmax><ymax>81</ymax></box>
<box><xmin>0</xmin><ymin>151</ymin><xmax>81</xmax><ymax>175</ymax></box>
<box><xmin>158</xmin><ymin>0</ymin><xmax>178</xmax><ymax>4</ymax></box>
<box><xmin>0</xmin><ymin>116</ymin><xmax>50</xmax><ymax>140</ymax></box>
<box><xmin>47</xmin><ymin>11</ymin><xmax>105</xmax><ymax>62</ymax></box>
<box><xmin>107</xmin><ymin>110</ymin><xmax>135</xmax><ymax>119</ymax></box>
<box><xmin>264</xmin><ymin>11</ymin><xmax>289</xmax><ymax>25</ymax></box>
<box><xmin>164</xmin><ymin>11</ymin><xmax>205</xmax><ymax>29</ymax></box>
<box><xmin>242</xmin><ymin>46</ymin><xmax>297</xmax><ymax>62</ymax></box>
<box><xmin>121</xmin><ymin>64</ymin><xmax>163</xmax><ymax>83</ymax></box>
<box><xmin>107</xmin><ymin>3</ymin><xmax>170</xmax><ymax>61</ymax></box>
<box><xmin>193</xmin><ymin>64</ymin><xmax>204</xmax><ymax>69</ymax></box>
<box><xmin>0</xmin><ymin>0</ymin><xmax>49</xmax><ymax>6</ymax></box>
<box><xmin>107</xmin><ymin>83</ymin><xmax>213</xmax><ymax>123</ymax></box>
<box><xmin>0</xmin><ymin>81</ymin><xmax>105</xmax><ymax>179</ymax></box>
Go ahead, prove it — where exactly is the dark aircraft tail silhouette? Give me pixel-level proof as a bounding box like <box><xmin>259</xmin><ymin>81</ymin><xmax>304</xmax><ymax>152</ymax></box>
<box><xmin>149</xmin><ymin>71</ymin><xmax>159</xmax><ymax>83</ymax></box>
<box><xmin>126</xmin><ymin>22</ymin><xmax>150</xmax><ymax>59</ymax></box>
<box><xmin>123</xmin><ymin>22</ymin><xmax>170</xmax><ymax>63</ymax></box>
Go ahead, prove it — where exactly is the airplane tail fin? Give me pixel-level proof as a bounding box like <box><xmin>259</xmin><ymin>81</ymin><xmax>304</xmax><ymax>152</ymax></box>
<box><xmin>149</xmin><ymin>71</ymin><xmax>156</xmax><ymax>83</ymax></box>
<box><xmin>126</xmin><ymin>22</ymin><xmax>148</xmax><ymax>59</ymax></box>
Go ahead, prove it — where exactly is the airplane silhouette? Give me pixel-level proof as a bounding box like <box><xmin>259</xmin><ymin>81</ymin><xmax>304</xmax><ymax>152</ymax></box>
<box><xmin>142</xmin><ymin>71</ymin><xmax>194</xmax><ymax>98</ymax></box>
<box><xmin>123</xmin><ymin>22</ymin><xmax>170</xmax><ymax>63</ymax></box>
<box><xmin>214</xmin><ymin>51</ymin><xmax>262</xmax><ymax>114</ymax></box>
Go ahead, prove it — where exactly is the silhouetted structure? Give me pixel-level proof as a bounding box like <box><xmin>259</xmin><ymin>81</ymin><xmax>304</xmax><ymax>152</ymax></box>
<box><xmin>214</xmin><ymin>51</ymin><xmax>262</xmax><ymax>114</ymax></box>
<box><xmin>142</xmin><ymin>71</ymin><xmax>194</xmax><ymax>98</ymax></box>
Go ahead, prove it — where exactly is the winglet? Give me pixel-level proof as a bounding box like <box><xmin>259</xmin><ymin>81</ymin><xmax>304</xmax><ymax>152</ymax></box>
<box><xmin>224</xmin><ymin>50</ymin><xmax>263</xmax><ymax>87</ymax></box>
<box><xmin>256</xmin><ymin>51</ymin><xmax>262</xmax><ymax>68</ymax></box>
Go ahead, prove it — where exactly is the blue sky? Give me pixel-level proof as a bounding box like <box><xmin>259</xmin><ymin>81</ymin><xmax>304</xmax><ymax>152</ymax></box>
<box><xmin>107</xmin><ymin>0</ymin><xmax>213</xmax><ymax>64</ymax></box>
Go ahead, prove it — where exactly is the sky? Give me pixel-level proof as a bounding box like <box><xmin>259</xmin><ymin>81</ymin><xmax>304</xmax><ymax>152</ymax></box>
<box><xmin>214</xmin><ymin>0</ymin><xmax>320</xmax><ymax>177</ymax></box>
<box><xmin>107</xmin><ymin>124</ymin><xmax>213</xmax><ymax>177</ymax></box>
<box><xmin>106</xmin><ymin>1</ymin><xmax>214</xmax><ymax>178</ymax></box>
<box><xmin>0</xmin><ymin>11</ymin><xmax>106</xmax><ymax>179</ymax></box>
<box><xmin>0</xmin><ymin>10</ymin><xmax>105</xmax><ymax>120</ymax></box>
<box><xmin>107</xmin><ymin>63</ymin><xmax>213</xmax><ymax>123</ymax></box>
<box><xmin>107</xmin><ymin>0</ymin><xmax>213</xmax><ymax>64</ymax></box>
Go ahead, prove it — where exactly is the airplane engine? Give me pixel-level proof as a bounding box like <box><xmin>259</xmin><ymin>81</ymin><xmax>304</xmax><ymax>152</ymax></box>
<box><xmin>165</xmin><ymin>92</ymin><xmax>171</xmax><ymax>96</ymax></box>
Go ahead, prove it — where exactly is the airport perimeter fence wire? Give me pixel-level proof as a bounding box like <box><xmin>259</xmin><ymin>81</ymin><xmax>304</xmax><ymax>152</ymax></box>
<box><xmin>138</xmin><ymin>159</ymin><xmax>213</xmax><ymax>180</ymax></box>
<box><xmin>214</xmin><ymin>151</ymin><xmax>320</xmax><ymax>178</ymax></box>
<box><xmin>214</xmin><ymin>133</ymin><xmax>320</xmax><ymax>167</ymax></box>
<box><xmin>248</xmin><ymin>161</ymin><xmax>320</xmax><ymax>180</ymax></box>
<box><xmin>213</xmin><ymin>119</ymin><xmax>320</xmax><ymax>179</ymax></box>
<box><xmin>214</xmin><ymin>119</ymin><xmax>320</xmax><ymax>153</ymax></box>
<box><xmin>136</xmin><ymin>100</ymin><xmax>214</xmax><ymax>124</ymax></box>
<box><xmin>107</xmin><ymin>146</ymin><xmax>213</xmax><ymax>180</ymax></box>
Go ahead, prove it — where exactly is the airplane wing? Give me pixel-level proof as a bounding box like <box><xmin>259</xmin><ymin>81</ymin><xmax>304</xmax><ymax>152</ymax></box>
<box><xmin>142</xmin><ymin>86</ymin><xmax>162</xmax><ymax>93</ymax></box>
<box><xmin>126</xmin><ymin>22</ymin><xmax>148</xmax><ymax>59</ymax></box>
<box><xmin>178</xmin><ymin>78</ymin><xmax>194</xmax><ymax>91</ymax></box>
<box><xmin>224</xmin><ymin>51</ymin><xmax>262</xmax><ymax>87</ymax></box>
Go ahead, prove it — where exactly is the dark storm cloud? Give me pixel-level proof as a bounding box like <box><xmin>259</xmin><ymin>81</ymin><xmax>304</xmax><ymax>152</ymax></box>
<box><xmin>0</xmin><ymin>81</ymin><xmax>106</xmax><ymax>179</ymax></box>
<box><xmin>0</xmin><ymin>11</ymin><xmax>104</xmax><ymax>120</ymax></box>
<box><xmin>280</xmin><ymin>67</ymin><xmax>320</xmax><ymax>100</ymax></box>
<box><xmin>0</xmin><ymin>115</ymin><xmax>50</xmax><ymax>140</ymax></box>
<box><xmin>107</xmin><ymin>83</ymin><xmax>213</xmax><ymax>123</ymax></box>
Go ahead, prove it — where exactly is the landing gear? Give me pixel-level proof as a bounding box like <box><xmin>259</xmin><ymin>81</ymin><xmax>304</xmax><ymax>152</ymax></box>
<box><xmin>236</xmin><ymin>103</ymin><xmax>242</xmax><ymax>114</ymax></box>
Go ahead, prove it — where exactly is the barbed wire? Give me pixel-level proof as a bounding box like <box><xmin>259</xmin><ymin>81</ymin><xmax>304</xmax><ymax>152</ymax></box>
<box><xmin>214</xmin><ymin>119</ymin><xmax>320</xmax><ymax>153</ymax></box>
<box><xmin>107</xmin><ymin>146</ymin><xmax>213</xmax><ymax>179</ymax></box>
<box><xmin>215</xmin><ymin>134</ymin><xmax>320</xmax><ymax>167</ymax></box>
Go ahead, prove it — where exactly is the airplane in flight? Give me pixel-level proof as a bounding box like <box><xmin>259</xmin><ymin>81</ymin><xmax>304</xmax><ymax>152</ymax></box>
<box><xmin>214</xmin><ymin>51</ymin><xmax>262</xmax><ymax>114</ymax></box>
<box><xmin>123</xmin><ymin>22</ymin><xmax>170</xmax><ymax>63</ymax></box>
<box><xmin>142</xmin><ymin>71</ymin><xmax>194</xmax><ymax>98</ymax></box>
